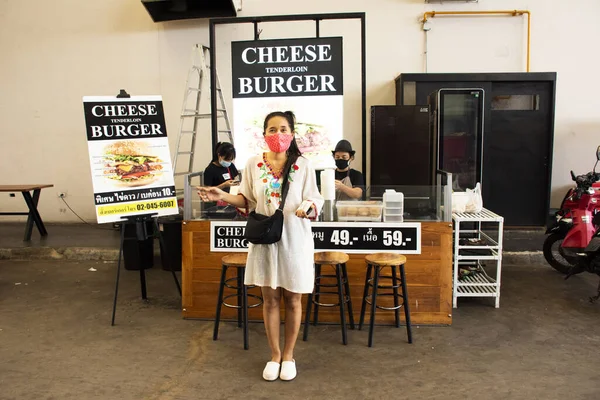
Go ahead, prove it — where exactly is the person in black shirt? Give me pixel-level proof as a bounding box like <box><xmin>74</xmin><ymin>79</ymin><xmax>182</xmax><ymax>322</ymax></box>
<box><xmin>332</xmin><ymin>139</ymin><xmax>364</xmax><ymax>200</ymax></box>
<box><xmin>203</xmin><ymin>142</ymin><xmax>239</xmax><ymax>199</ymax></box>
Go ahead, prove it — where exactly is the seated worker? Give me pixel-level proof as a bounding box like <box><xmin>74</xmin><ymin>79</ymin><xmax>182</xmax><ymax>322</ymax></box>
<box><xmin>203</xmin><ymin>142</ymin><xmax>239</xmax><ymax>206</ymax></box>
<box><xmin>332</xmin><ymin>139</ymin><xmax>364</xmax><ymax>200</ymax></box>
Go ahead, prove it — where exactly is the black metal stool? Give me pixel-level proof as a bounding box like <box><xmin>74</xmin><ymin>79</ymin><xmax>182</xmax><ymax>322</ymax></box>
<box><xmin>213</xmin><ymin>254</ymin><xmax>262</xmax><ymax>350</ymax></box>
<box><xmin>303</xmin><ymin>251</ymin><xmax>354</xmax><ymax>345</ymax></box>
<box><xmin>359</xmin><ymin>253</ymin><xmax>412</xmax><ymax>347</ymax></box>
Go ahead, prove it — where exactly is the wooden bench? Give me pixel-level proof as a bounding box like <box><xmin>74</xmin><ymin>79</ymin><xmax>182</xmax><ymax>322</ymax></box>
<box><xmin>0</xmin><ymin>185</ymin><xmax>54</xmax><ymax>241</ymax></box>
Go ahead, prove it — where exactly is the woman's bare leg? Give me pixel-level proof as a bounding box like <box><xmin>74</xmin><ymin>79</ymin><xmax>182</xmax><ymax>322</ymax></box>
<box><xmin>282</xmin><ymin>289</ymin><xmax>303</xmax><ymax>361</ymax></box>
<box><xmin>261</xmin><ymin>287</ymin><xmax>282</xmax><ymax>362</ymax></box>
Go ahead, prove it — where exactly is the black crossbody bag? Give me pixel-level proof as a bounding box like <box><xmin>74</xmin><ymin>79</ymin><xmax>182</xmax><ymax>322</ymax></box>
<box><xmin>244</xmin><ymin>156</ymin><xmax>296</xmax><ymax>245</ymax></box>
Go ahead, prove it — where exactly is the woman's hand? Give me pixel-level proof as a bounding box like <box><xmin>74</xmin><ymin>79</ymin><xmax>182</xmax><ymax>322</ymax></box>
<box><xmin>197</xmin><ymin>186</ymin><xmax>226</xmax><ymax>202</ymax></box>
<box><xmin>334</xmin><ymin>179</ymin><xmax>344</xmax><ymax>190</ymax></box>
<box><xmin>295</xmin><ymin>209</ymin><xmax>309</xmax><ymax>218</ymax></box>
<box><xmin>295</xmin><ymin>204</ymin><xmax>314</xmax><ymax>219</ymax></box>
<box><xmin>219</xmin><ymin>180</ymin><xmax>237</xmax><ymax>189</ymax></box>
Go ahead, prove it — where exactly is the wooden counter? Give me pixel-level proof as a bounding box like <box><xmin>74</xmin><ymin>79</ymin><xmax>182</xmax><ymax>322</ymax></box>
<box><xmin>182</xmin><ymin>220</ymin><xmax>452</xmax><ymax>325</ymax></box>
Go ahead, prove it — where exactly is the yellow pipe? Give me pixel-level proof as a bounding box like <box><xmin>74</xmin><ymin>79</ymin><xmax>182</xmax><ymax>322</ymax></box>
<box><xmin>422</xmin><ymin>10</ymin><xmax>531</xmax><ymax>72</ymax></box>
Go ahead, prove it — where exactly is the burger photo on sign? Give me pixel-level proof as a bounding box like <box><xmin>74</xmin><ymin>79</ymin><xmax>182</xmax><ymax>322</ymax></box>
<box><xmin>103</xmin><ymin>140</ymin><xmax>163</xmax><ymax>187</ymax></box>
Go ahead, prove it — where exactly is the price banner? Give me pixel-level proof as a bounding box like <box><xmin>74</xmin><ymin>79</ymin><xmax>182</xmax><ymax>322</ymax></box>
<box><xmin>210</xmin><ymin>222</ymin><xmax>248</xmax><ymax>252</ymax></box>
<box><xmin>83</xmin><ymin>95</ymin><xmax>178</xmax><ymax>223</ymax></box>
<box><xmin>210</xmin><ymin>222</ymin><xmax>421</xmax><ymax>254</ymax></box>
<box><xmin>312</xmin><ymin>222</ymin><xmax>421</xmax><ymax>254</ymax></box>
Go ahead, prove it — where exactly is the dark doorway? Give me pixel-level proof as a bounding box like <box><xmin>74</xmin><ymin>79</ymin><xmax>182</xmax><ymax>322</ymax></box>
<box><xmin>483</xmin><ymin>81</ymin><xmax>552</xmax><ymax>226</ymax></box>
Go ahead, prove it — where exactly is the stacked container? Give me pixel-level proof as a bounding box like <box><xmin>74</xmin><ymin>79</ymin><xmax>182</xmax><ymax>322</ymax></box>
<box><xmin>383</xmin><ymin>189</ymin><xmax>404</xmax><ymax>222</ymax></box>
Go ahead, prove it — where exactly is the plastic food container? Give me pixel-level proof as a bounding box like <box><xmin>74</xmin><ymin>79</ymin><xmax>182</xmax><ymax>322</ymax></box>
<box><xmin>383</xmin><ymin>215</ymin><xmax>403</xmax><ymax>222</ymax></box>
<box><xmin>383</xmin><ymin>190</ymin><xmax>404</xmax><ymax>222</ymax></box>
<box><xmin>336</xmin><ymin>200</ymin><xmax>383</xmax><ymax>222</ymax></box>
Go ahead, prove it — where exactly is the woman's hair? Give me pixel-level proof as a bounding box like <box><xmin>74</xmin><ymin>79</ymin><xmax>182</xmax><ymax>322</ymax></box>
<box><xmin>212</xmin><ymin>142</ymin><xmax>236</xmax><ymax>162</ymax></box>
<box><xmin>262</xmin><ymin>111</ymin><xmax>302</xmax><ymax>158</ymax></box>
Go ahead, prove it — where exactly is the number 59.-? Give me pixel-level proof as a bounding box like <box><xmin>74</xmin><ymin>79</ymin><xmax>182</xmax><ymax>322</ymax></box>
<box><xmin>383</xmin><ymin>231</ymin><xmax>403</xmax><ymax>246</ymax></box>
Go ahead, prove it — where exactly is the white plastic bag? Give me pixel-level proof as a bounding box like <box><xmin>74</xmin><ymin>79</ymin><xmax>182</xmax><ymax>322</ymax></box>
<box><xmin>465</xmin><ymin>183</ymin><xmax>483</xmax><ymax>213</ymax></box>
<box><xmin>452</xmin><ymin>183</ymin><xmax>483</xmax><ymax>214</ymax></box>
<box><xmin>451</xmin><ymin>192</ymin><xmax>469</xmax><ymax>213</ymax></box>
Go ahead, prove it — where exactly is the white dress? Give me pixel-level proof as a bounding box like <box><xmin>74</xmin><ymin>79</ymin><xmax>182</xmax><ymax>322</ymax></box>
<box><xmin>238</xmin><ymin>154</ymin><xmax>324</xmax><ymax>293</ymax></box>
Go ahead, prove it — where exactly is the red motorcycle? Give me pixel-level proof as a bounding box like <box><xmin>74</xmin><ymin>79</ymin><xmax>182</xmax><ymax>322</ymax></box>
<box><xmin>543</xmin><ymin>148</ymin><xmax>600</xmax><ymax>274</ymax></box>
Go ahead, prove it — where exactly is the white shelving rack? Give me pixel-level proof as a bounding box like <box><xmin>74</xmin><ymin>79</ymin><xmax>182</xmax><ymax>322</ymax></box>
<box><xmin>452</xmin><ymin>208</ymin><xmax>504</xmax><ymax>308</ymax></box>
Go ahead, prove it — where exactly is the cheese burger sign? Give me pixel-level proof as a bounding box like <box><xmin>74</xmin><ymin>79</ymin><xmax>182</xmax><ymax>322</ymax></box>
<box><xmin>231</xmin><ymin>37</ymin><xmax>344</xmax><ymax>169</ymax></box>
<box><xmin>83</xmin><ymin>95</ymin><xmax>178</xmax><ymax>223</ymax></box>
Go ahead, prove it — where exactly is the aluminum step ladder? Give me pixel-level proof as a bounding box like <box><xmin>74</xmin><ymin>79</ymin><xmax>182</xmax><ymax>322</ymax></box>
<box><xmin>172</xmin><ymin>45</ymin><xmax>233</xmax><ymax>187</ymax></box>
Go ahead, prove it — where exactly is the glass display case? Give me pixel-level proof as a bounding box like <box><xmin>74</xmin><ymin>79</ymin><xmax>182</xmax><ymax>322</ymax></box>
<box><xmin>429</xmin><ymin>88</ymin><xmax>484</xmax><ymax>191</ymax></box>
<box><xmin>184</xmin><ymin>170</ymin><xmax>452</xmax><ymax>223</ymax></box>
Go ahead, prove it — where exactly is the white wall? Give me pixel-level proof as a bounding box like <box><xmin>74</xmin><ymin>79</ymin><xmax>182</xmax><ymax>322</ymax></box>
<box><xmin>1</xmin><ymin>0</ymin><xmax>598</xmax><ymax>222</ymax></box>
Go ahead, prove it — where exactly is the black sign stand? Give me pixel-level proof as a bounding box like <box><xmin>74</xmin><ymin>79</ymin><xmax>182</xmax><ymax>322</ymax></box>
<box><xmin>110</xmin><ymin>213</ymin><xmax>182</xmax><ymax>326</ymax></box>
<box><xmin>104</xmin><ymin>89</ymin><xmax>181</xmax><ymax>325</ymax></box>
<box><xmin>116</xmin><ymin>89</ymin><xmax>130</xmax><ymax>98</ymax></box>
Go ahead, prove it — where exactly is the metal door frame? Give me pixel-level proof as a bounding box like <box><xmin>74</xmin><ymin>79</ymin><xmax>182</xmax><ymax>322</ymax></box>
<box><xmin>209</xmin><ymin>12</ymin><xmax>367</xmax><ymax>176</ymax></box>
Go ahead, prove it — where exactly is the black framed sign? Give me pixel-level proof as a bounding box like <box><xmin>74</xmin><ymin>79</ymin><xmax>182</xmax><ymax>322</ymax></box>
<box><xmin>210</xmin><ymin>221</ymin><xmax>421</xmax><ymax>254</ymax></box>
<box><xmin>209</xmin><ymin>13</ymin><xmax>367</xmax><ymax>175</ymax></box>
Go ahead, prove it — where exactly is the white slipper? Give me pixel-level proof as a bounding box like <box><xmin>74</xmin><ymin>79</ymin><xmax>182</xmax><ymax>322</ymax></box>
<box><xmin>279</xmin><ymin>360</ymin><xmax>297</xmax><ymax>381</ymax></box>
<box><xmin>262</xmin><ymin>361</ymin><xmax>280</xmax><ymax>381</ymax></box>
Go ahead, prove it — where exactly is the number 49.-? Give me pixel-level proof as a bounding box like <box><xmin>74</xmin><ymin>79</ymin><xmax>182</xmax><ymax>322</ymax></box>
<box><xmin>331</xmin><ymin>229</ymin><xmax>350</xmax><ymax>246</ymax></box>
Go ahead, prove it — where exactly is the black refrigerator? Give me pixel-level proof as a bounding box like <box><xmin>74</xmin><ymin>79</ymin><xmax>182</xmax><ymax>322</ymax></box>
<box><xmin>370</xmin><ymin>105</ymin><xmax>433</xmax><ymax>186</ymax></box>
<box><xmin>428</xmin><ymin>88</ymin><xmax>485</xmax><ymax>191</ymax></box>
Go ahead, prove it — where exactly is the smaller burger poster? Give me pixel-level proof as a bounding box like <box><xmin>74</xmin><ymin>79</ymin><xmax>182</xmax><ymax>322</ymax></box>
<box><xmin>83</xmin><ymin>95</ymin><xmax>178</xmax><ymax>223</ymax></box>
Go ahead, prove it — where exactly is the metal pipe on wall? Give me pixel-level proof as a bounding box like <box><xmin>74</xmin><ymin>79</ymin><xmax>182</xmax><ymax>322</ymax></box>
<box><xmin>422</xmin><ymin>10</ymin><xmax>531</xmax><ymax>72</ymax></box>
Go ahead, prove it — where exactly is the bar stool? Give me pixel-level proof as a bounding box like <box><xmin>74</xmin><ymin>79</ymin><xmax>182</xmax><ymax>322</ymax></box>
<box><xmin>303</xmin><ymin>251</ymin><xmax>354</xmax><ymax>345</ymax></box>
<box><xmin>213</xmin><ymin>254</ymin><xmax>263</xmax><ymax>350</ymax></box>
<box><xmin>359</xmin><ymin>253</ymin><xmax>412</xmax><ymax>347</ymax></box>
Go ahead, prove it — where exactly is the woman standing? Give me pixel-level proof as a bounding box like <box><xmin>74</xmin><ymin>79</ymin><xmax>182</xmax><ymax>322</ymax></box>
<box><xmin>332</xmin><ymin>139</ymin><xmax>364</xmax><ymax>200</ymax></box>
<box><xmin>198</xmin><ymin>111</ymin><xmax>323</xmax><ymax>382</ymax></box>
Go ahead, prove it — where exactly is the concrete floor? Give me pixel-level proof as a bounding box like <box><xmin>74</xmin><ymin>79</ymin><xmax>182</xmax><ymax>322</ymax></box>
<box><xmin>1</xmin><ymin>260</ymin><xmax>599</xmax><ymax>400</ymax></box>
<box><xmin>0</xmin><ymin>223</ymin><xmax>121</xmax><ymax>249</ymax></box>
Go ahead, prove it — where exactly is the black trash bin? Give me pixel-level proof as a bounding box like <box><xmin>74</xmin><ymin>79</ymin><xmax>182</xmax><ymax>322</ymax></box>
<box><xmin>158</xmin><ymin>215</ymin><xmax>182</xmax><ymax>272</ymax></box>
<box><xmin>122</xmin><ymin>221</ymin><xmax>155</xmax><ymax>271</ymax></box>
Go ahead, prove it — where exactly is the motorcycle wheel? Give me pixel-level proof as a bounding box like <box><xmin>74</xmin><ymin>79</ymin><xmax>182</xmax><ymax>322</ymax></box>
<box><xmin>543</xmin><ymin>233</ymin><xmax>576</xmax><ymax>274</ymax></box>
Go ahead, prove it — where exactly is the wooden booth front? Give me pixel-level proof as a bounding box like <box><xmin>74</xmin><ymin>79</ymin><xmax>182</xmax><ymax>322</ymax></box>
<box><xmin>182</xmin><ymin>220</ymin><xmax>452</xmax><ymax>325</ymax></box>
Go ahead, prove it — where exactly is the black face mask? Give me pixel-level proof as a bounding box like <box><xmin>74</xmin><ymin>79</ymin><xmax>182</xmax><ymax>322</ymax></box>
<box><xmin>335</xmin><ymin>159</ymin><xmax>350</xmax><ymax>170</ymax></box>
